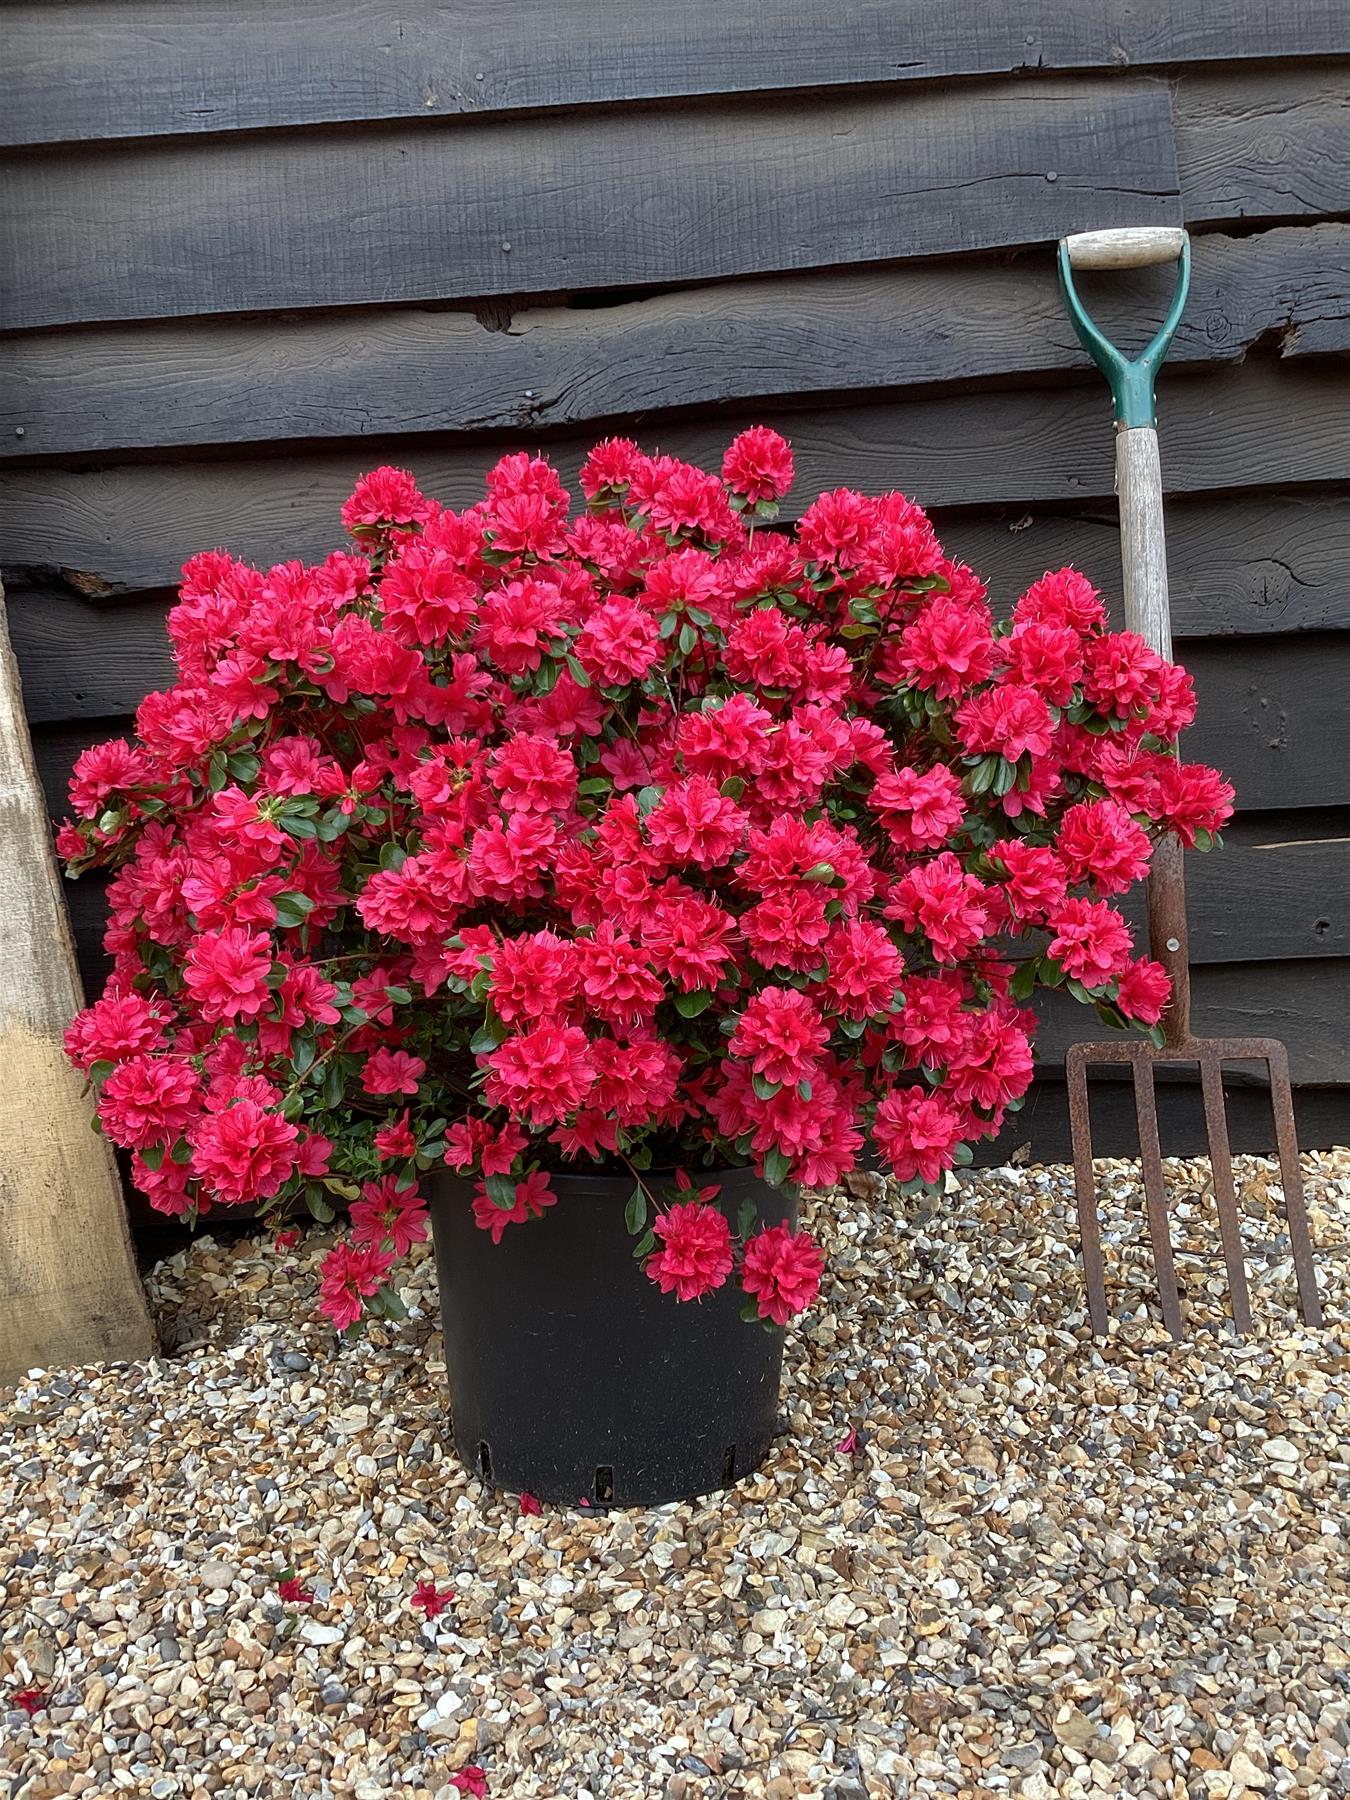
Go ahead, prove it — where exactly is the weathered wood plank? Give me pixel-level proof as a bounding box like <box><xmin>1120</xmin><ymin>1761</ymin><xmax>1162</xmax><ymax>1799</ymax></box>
<box><xmin>978</xmin><ymin>1077</ymin><xmax>1350</xmax><ymax>1163</ymax></box>
<box><xmin>0</xmin><ymin>81</ymin><xmax>1180</xmax><ymax>330</ymax></box>
<box><xmin>939</xmin><ymin>491</ymin><xmax>1350</xmax><ymax>640</ymax></box>
<box><xmin>11</xmin><ymin>490</ymin><xmax>1350</xmax><ymax>648</ymax></box>
<box><xmin>1174</xmin><ymin>67</ymin><xmax>1350</xmax><ymax>224</ymax></box>
<box><xmin>0</xmin><ymin>585</ymin><xmax>154</xmax><ymax>1381</ymax></box>
<box><xmin>1</xmin><ymin>360</ymin><xmax>1343</xmax><ymax>593</ymax></box>
<box><xmin>1117</xmin><ymin>815</ymin><xmax>1350</xmax><ymax>963</ymax></box>
<box><xmin>1181</xmin><ymin>634</ymin><xmax>1350</xmax><ymax>810</ymax></box>
<box><xmin>7</xmin><ymin>1</ymin><xmax>1348</xmax><ymax>146</ymax></box>
<box><xmin>7</xmin><ymin>585</ymin><xmax>176</xmax><ymax>721</ymax></box>
<box><xmin>6</xmin><ymin>224</ymin><xmax>1347</xmax><ymax>460</ymax></box>
<box><xmin>1033</xmin><ymin>960</ymin><xmax>1349</xmax><ymax>1085</ymax></box>
<box><xmin>8</xmin><ymin>556</ymin><xmax>1350</xmax><ymax>817</ymax></box>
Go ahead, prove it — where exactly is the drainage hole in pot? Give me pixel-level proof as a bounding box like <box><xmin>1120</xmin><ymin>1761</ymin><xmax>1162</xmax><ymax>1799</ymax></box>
<box><xmin>478</xmin><ymin>1440</ymin><xmax>493</xmax><ymax>1480</ymax></box>
<box><xmin>593</xmin><ymin>1465</ymin><xmax>614</xmax><ymax>1504</ymax></box>
<box><xmin>722</xmin><ymin>1444</ymin><xmax>737</xmax><ymax>1484</ymax></box>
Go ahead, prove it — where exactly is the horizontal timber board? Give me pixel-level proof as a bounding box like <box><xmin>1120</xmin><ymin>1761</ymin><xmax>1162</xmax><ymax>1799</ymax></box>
<box><xmin>1</xmin><ymin>360</ymin><xmax>1345</xmax><ymax>592</ymax></box>
<box><xmin>0</xmin><ymin>81</ymin><xmax>1180</xmax><ymax>329</ymax></box>
<box><xmin>1032</xmin><ymin>960</ymin><xmax>1349</xmax><ymax>1085</ymax></box>
<box><xmin>42</xmin><ymin>855</ymin><xmax>1350</xmax><ymax>1087</ymax></box>
<box><xmin>938</xmin><ymin>490</ymin><xmax>1350</xmax><ymax>640</ymax></box>
<box><xmin>22</xmin><ymin>670</ymin><xmax>1350</xmax><ymax>935</ymax></box>
<box><xmin>975</xmin><ymin>1077</ymin><xmax>1350</xmax><ymax>1162</ymax></box>
<box><xmin>6</xmin><ymin>1</ymin><xmax>1348</xmax><ymax>145</ymax></box>
<box><xmin>1115</xmin><ymin>814</ymin><xmax>1350</xmax><ymax>962</ymax></box>
<box><xmin>1173</xmin><ymin>66</ymin><xmax>1350</xmax><ymax>224</ymax></box>
<box><xmin>5</xmin><ymin>223</ymin><xmax>1348</xmax><ymax>459</ymax></box>
<box><xmin>8</xmin><ymin>585</ymin><xmax>1350</xmax><ymax>812</ymax></box>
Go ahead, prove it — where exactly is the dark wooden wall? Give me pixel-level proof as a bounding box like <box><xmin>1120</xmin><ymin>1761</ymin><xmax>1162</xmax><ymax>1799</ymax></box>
<box><xmin>2</xmin><ymin>1</ymin><xmax>1348</xmax><ymax>1160</ymax></box>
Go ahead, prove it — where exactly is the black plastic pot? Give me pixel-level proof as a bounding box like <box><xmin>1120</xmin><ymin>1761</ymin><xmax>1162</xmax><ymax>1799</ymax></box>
<box><xmin>427</xmin><ymin>1165</ymin><xmax>796</xmax><ymax>1506</ymax></box>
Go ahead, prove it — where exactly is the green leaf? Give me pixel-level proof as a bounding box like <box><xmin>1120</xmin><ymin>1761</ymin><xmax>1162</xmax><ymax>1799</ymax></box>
<box><xmin>991</xmin><ymin>757</ymin><xmax>1019</xmax><ymax>798</ymax></box>
<box><xmin>378</xmin><ymin>841</ymin><xmax>407</xmax><ymax>871</ymax></box>
<box><xmin>280</xmin><ymin>812</ymin><xmax>318</xmax><ymax>840</ymax></box>
<box><xmin>752</xmin><ymin>1073</ymin><xmax>780</xmax><ymax>1101</ymax></box>
<box><xmin>673</xmin><ymin>989</ymin><xmax>712</xmax><ymax>1018</ymax></box>
<box><xmin>140</xmin><ymin>1143</ymin><xmax>166</xmax><ymax>1172</ymax></box>
<box><xmin>564</xmin><ymin>654</ymin><xmax>591</xmax><ymax>688</ymax></box>
<box><xmin>226</xmin><ymin>750</ymin><xmax>260</xmax><ymax>784</ymax></box>
<box><xmin>304</xmin><ymin>1189</ymin><xmax>336</xmax><ymax>1223</ymax></box>
<box><xmin>87</xmin><ymin>1058</ymin><xmax>115</xmax><ymax>1084</ymax></box>
<box><xmin>802</xmin><ymin>861</ymin><xmax>836</xmax><ymax>884</ymax></box>
<box><xmin>371</xmin><ymin>1283</ymin><xmax>407</xmax><ymax>1321</ymax></box>
<box><xmin>272</xmin><ymin>891</ymin><xmax>316</xmax><ymax>929</ymax></box>
<box><xmin>631</xmin><ymin>1228</ymin><xmax>656</xmax><ymax>1260</ymax></box>
<box><xmin>470</xmin><ymin>1016</ymin><xmax>506</xmax><ymax>1056</ymax></box>
<box><xmin>322</xmin><ymin>1061</ymin><xmax>346</xmax><ymax>1109</ymax></box>
<box><xmin>967</xmin><ymin>756</ymin><xmax>997</xmax><ymax>796</ymax></box>
<box><xmin>207</xmin><ymin>751</ymin><xmax>229</xmax><ymax>792</ymax></box>
<box><xmin>678</xmin><ymin>622</ymin><xmax>699</xmax><ymax>656</ymax></box>
<box><xmin>636</xmin><ymin>785</ymin><xmax>664</xmax><ymax>817</ymax></box>
<box><xmin>170</xmin><ymin>1137</ymin><xmax>194</xmax><ymax>1165</ymax></box>
<box><xmin>763</xmin><ymin>1147</ymin><xmax>792</xmax><ymax>1189</ymax></box>
<box><xmin>736</xmin><ymin>1197</ymin><xmax>757</xmax><ymax>1240</ymax></box>
<box><xmin>1009</xmin><ymin>958</ymin><xmax>1040</xmax><ymax>1002</ymax></box>
<box><xmin>484</xmin><ymin>1171</ymin><xmax>518</xmax><ymax>1210</ymax></box>
<box><xmin>624</xmin><ymin>1186</ymin><xmax>647</xmax><ymax>1235</ymax></box>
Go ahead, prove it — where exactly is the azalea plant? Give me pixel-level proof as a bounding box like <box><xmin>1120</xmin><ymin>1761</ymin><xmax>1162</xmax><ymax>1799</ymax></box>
<box><xmin>59</xmin><ymin>429</ymin><xmax>1232</xmax><ymax>1333</ymax></box>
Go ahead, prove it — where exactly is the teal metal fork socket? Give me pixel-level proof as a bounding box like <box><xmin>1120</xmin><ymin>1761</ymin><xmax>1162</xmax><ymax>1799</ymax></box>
<box><xmin>1057</xmin><ymin>232</ymin><xmax>1191</xmax><ymax>428</ymax></box>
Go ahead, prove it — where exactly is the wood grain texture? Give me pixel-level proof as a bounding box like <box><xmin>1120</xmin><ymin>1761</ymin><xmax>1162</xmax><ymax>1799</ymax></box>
<box><xmin>939</xmin><ymin>492</ymin><xmax>1350</xmax><ymax>640</ymax></box>
<box><xmin>25</xmin><ymin>689</ymin><xmax>1350</xmax><ymax>953</ymax></box>
<box><xmin>6</xmin><ymin>223</ymin><xmax>1347</xmax><ymax>460</ymax></box>
<box><xmin>0</xmin><ymin>585</ymin><xmax>154</xmax><ymax>1381</ymax></box>
<box><xmin>1032</xmin><ymin>959</ymin><xmax>1349</xmax><ymax>1084</ymax></box>
<box><xmin>2</xmin><ymin>359</ymin><xmax>1344</xmax><ymax>593</ymax></box>
<box><xmin>977</xmin><ymin>1078</ymin><xmax>1350</xmax><ymax>1163</ymax></box>
<box><xmin>0</xmin><ymin>81</ymin><xmax>1181</xmax><ymax>330</ymax></box>
<box><xmin>1174</xmin><ymin>66</ymin><xmax>1350</xmax><ymax>224</ymax></box>
<box><xmin>1116</xmin><ymin>814</ymin><xmax>1350</xmax><ymax>963</ymax></box>
<box><xmin>8</xmin><ymin>1</ymin><xmax>1347</xmax><ymax>146</ymax></box>
<box><xmin>1183</xmin><ymin>634</ymin><xmax>1350</xmax><ymax>811</ymax></box>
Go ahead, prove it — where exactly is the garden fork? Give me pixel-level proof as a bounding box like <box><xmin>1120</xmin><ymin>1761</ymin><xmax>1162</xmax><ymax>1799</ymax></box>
<box><xmin>1057</xmin><ymin>226</ymin><xmax>1322</xmax><ymax>1338</ymax></box>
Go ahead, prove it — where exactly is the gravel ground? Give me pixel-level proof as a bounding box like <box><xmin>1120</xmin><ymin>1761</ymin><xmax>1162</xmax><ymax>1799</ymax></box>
<box><xmin>3</xmin><ymin>1150</ymin><xmax>1349</xmax><ymax>1800</ymax></box>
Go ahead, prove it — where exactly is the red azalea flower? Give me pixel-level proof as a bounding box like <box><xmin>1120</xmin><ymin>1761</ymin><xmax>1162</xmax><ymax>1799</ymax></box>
<box><xmin>518</xmin><ymin>1493</ymin><xmax>543</xmax><ymax>1517</ymax></box>
<box><xmin>836</xmin><ymin>1427</ymin><xmax>859</xmax><ymax>1457</ymax></box>
<box><xmin>273</xmin><ymin>1226</ymin><xmax>301</xmax><ymax>1251</ymax></box>
<box><xmin>12</xmin><ymin>1686</ymin><xmax>46</xmax><ymax>1715</ymax></box>
<box><xmin>318</xmin><ymin>1242</ymin><xmax>394</xmax><ymax>1331</ymax></box>
<box><xmin>411</xmin><ymin>1579</ymin><xmax>456</xmax><ymax>1619</ymax></box>
<box><xmin>450</xmin><ymin>1769</ymin><xmax>488</xmax><ymax>1797</ymax></box>
<box><xmin>645</xmin><ymin>1202</ymin><xmax>734</xmax><ymax>1302</ymax></box>
<box><xmin>277</xmin><ymin>1575</ymin><xmax>313</xmax><ymax>1604</ymax></box>
<box><xmin>741</xmin><ymin>1223</ymin><xmax>824</xmax><ymax>1326</ymax></box>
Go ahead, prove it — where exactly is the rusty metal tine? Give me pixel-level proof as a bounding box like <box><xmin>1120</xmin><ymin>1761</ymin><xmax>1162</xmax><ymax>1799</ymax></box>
<box><xmin>1131</xmin><ymin>1051</ymin><xmax>1184</xmax><ymax>1337</ymax></box>
<box><xmin>1198</xmin><ymin>1055</ymin><xmax>1252</xmax><ymax>1336</ymax></box>
<box><xmin>1262</xmin><ymin>1041</ymin><xmax>1323</xmax><ymax>1328</ymax></box>
<box><xmin>1065</xmin><ymin>1047</ymin><xmax>1110</xmax><ymax>1336</ymax></box>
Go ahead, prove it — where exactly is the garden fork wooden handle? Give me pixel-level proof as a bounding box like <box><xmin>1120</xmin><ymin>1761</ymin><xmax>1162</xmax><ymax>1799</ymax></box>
<box><xmin>1059</xmin><ymin>227</ymin><xmax>1193</xmax><ymax>1039</ymax></box>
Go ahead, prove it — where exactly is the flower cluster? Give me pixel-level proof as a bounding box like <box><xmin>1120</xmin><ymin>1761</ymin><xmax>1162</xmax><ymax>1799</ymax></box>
<box><xmin>60</xmin><ymin>430</ymin><xmax>1232</xmax><ymax>1331</ymax></box>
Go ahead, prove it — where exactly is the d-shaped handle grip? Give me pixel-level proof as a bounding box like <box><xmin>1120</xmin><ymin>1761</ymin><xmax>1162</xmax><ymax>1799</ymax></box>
<box><xmin>1058</xmin><ymin>227</ymin><xmax>1191</xmax><ymax>427</ymax></box>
